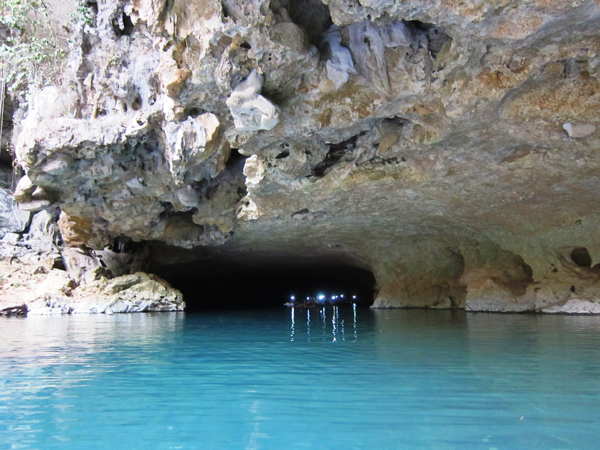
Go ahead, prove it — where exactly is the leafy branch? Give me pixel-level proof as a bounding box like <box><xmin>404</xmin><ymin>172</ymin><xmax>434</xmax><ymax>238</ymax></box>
<box><xmin>0</xmin><ymin>0</ymin><xmax>67</xmax><ymax>90</ymax></box>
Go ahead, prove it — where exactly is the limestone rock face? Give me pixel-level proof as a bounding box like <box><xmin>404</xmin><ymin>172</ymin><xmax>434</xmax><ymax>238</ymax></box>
<box><xmin>12</xmin><ymin>0</ymin><xmax>600</xmax><ymax>312</ymax></box>
<box><xmin>27</xmin><ymin>272</ymin><xmax>185</xmax><ymax>315</ymax></box>
<box><xmin>1</xmin><ymin>164</ymin><xmax>61</xmax><ymax>262</ymax></box>
<box><xmin>85</xmin><ymin>272</ymin><xmax>185</xmax><ymax>314</ymax></box>
<box><xmin>0</xmin><ymin>177</ymin><xmax>29</xmax><ymax>240</ymax></box>
<box><xmin>226</xmin><ymin>70</ymin><xmax>280</xmax><ymax>131</ymax></box>
<box><xmin>542</xmin><ymin>299</ymin><xmax>600</xmax><ymax>315</ymax></box>
<box><xmin>0</xmin><ymin>257</ymin><xmax>184</xmax><ymax>315</ymax></box>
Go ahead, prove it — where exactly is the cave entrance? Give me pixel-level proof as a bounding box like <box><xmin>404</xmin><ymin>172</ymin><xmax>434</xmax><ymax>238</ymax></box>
<box><xmin>151</xmin><ymin>256</ymin><xmax>376</xmax><ymax>311</ymax></box>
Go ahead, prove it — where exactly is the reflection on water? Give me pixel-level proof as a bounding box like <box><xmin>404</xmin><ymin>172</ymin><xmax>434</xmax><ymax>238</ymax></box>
<box><xmin>289</xmin><ymin>303</ymin><xmax>359</xmax><ymax>342</ymax></box>
<box><xmin>1</xmin><ymin>309</ymin><xmax>600</xmax><ymax>449</ymax></box>
<box><xmin>0</xmin><ymin>313</ymin><xmax>183</xmax><ymax>366</ymax></box>
<box><xmin>288</xmin><ymin>305</ymin><xmax>360</xmax><ymax>343</ymax></box>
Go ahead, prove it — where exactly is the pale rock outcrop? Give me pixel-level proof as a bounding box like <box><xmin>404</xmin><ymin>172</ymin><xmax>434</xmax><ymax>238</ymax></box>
<box><xmin>323</xmin><ymin>26</ymin><xmax>356</xmax><ymax>89</ymax></box>
<box><xmin>562</xmin><ymin>122</ymin><xmax>597</xmax><ymax>139</ymax></box>
<box><xmin>20</xmin><ymin>209</ymin><xmax>61</xmax><ymax>256</ymax></box>
<box><xmin>0</xmin><ymin>176</ymin><xmax>29</xmax><ymax>240</ymax></box>
<box><xmin>164</xmin><ymin>113</ymin><xmax>228</xmax><ymax>188</ymax></box>
<box><xmin>13</xmin><ymin>175</ymin><xmax>53</xmax><ymax>212</ymax></box>
<box><xmin>0</xmin><ymin>183</ymin><xmax>61</xmax><ymax>262</ymax></box>
<box><xmin>226</xmin><ymin>70</ymin><xmax>280</xmax><ymax>132</ymax></box>
<box><xmin>24</xmin><ymin>271</ymin><xmax>184</xmax><ymax>315</ymax></box>
<box><xmin>542</xmin><ymin>299</ymin><xmax>600</xmax><ymax>315</ymax></box>
<box><xmin>244</xmin><ymin>155</ymin><xmax>266</xmax><ymax>186</ymax></box>
<box><xmin>61</xmin><ymin>247</ymin><xmax>109</xmax><ymax>284</ymax></box>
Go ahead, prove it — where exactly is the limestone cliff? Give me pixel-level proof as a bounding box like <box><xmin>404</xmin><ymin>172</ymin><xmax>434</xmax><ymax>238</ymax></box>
<box><xmin>5</xmin><ymin>0</ymin><xmax>600</xmax><ymax>313</ymax></box>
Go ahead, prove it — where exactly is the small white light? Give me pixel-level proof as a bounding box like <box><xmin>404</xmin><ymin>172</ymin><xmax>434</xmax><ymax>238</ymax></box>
<box><xmin>352</xmin><ymin>295</ymin><xmax>357</xmax><ymax>299</ymax></box>
<box><xmin>306</xmin><ymin>296</ymin><xmax>310</xmax><ymax>300</ymax></box>
<box><xmin>340</xmin><ymin>294</ymin><xmax>344</xmax><ymax>298</ymax></box>
<box><xmin>290</xmin><ymin>295</ymin><xmax>295</xmax><ymax>301</ymax></box>
<box><xmin>317</xmin><ymin>294</ymin><xmax>326</xmax><ymax>301</ymax></box>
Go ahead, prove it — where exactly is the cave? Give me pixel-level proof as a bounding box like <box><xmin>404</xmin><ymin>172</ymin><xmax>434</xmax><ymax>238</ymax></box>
<box><xmin>571</xmin><ymin>247</ymin><xmax>592</xmax><ymax>268</ymax></box>
<box><xmin>149</xmin><ymin>251</ymin><xmax>376</xmax><ymax>311</ymax></box>
<box><xmin>312</xmin><ymin>133</ymin><xmax>363</xmax><ymax>177</ymax></box>
<box><xmin>112</xmin><ymin>10</ymin><xmax>134</xmax><ymax>37</ymax></box>
<box><xmin>280</xmin><ymin>0</ymin><xmax>333</xmax><ymax>47</ymax></box>
<box><xmin>1</xmin><ymin>89</ymin><xmax>15</xmax><ymax>165</ymax></box>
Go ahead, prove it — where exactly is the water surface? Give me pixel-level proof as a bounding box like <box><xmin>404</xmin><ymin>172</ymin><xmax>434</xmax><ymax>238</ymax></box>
<box><xmin>1</xmin><ymin>308</ymin><xmax>600</xmax><ymax>449</ymax></box>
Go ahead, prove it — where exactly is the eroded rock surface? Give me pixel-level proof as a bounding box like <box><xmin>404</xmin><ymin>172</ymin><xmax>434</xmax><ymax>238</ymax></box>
<box><xmin>0</xmin><ymin>168</ymin><xmax>29</xmax><ymax>240</ymax></box>
<box><xmin>27</xmin><ymin>272</ymin><xmax>185</xmax><ymax>315</ymax></box>
<box><xmin>0</xmin><ymin>259</ymin><xmax>184</xmax><ymax>315</ymax></box>
<box><xmin>9</xmin><ymin>0</ymin><xmax>600</xmax><ymax>312</ymax></box>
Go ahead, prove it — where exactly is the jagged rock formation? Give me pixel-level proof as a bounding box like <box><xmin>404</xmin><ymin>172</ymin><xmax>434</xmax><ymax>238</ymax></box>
<box><xmin>5</xmin><ymin>0</ymin><xmax>600</xmax><ymax>313</ymax></box>
<box><xmin>26</xmin><ymin>271</ymin><xmax>185</xmax><ymax>315</ymax></box>
<box><xmin>0</xmin><ymin>258</ymin><xmax>184</xmax><ymax>315</ymax></box>
<box><xmin>0</xmin><ymin>168</ymin><xmax>28</xmax><ymax>241</ymax></box>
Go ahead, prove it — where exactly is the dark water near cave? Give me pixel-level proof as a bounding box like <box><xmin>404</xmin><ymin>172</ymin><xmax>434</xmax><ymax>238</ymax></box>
<box><xmin>1</xmin><ymin>308</ymin><xmax>600</xmax><ymax>449</ymax></box>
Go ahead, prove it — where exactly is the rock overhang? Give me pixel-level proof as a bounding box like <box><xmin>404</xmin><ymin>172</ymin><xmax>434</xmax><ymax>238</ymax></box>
<box><xmin>9</xmin><ymin>0</ymin><xmax>600</xmax><ymax>312</ymax></box>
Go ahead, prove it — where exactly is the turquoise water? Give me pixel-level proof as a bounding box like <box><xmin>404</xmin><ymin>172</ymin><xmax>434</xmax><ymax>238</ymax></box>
<box><xmin>1</xmin><ymin>307</ymin><xmax>600</xmax><ymax>449</ymax></box>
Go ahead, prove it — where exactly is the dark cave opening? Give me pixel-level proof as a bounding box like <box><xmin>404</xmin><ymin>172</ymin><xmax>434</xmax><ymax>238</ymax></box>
<box><xmin>403</xmin><ymin>20</ymin><xmax>451</xmax><ymax>58</ymax></box>
<box><xmin>85</xmin><ymin>0</ymin><xmax>99</xmax><ymax>15</ymax></box>
<box><xmin>312</xmin><ymin>133</ymin><xmax>363</xmax><ymax>177</ymax></box>
<box><xmin>286</xmin><ymin>0</ymin><xmax>333</xmax><ymax>47</ymax></box>
<box><xmin>571</xmin><ymin>247</ymin><xmax>592</xmax><ymax>268</ymax></box>
<box><xmin>152</xmin><ymin>258</ymin><xmax>376</xmax><ymax>311</ymax></box>
<box><xmin>271</xmin><ymin>0</ymin><xmax>332</xmax><ymax>48</ymax></box>
<box><xmin>1</xmin><ymin>89</ymin><xmax>15</xmax><ymax>163</ymax></box>
<box><xmin>112</xmin><ymin>11</ymin><xmax>134</xmax><ymax>37</ymax></box>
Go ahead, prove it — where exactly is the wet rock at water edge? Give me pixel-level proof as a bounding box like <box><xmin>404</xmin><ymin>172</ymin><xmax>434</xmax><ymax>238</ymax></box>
<box><xmin>0</xmin><ymin>304</ymin><xmax>28</xmax><ymax>317</ymax></box>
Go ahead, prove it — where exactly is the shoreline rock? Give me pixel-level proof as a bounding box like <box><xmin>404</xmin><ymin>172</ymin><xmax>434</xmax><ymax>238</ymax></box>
<box><xmin>0</xmin><ymin>259</ymin><xmax>185</xmax><ymax>316</ymax></box>
<box><xmin>0</xmin><ymin>304</ymin><xmax>27</xmax><ymax>317</ymax></box>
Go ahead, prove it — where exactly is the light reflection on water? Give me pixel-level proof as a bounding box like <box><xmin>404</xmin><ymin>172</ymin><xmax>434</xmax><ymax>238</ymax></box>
<box><xmin>1</xmin><ymin>309</ymin><xmax>600</xmax><ymax>449</ymax></box>
<box><xmin>289</xmin><ymin>303</ymin><xmax>358</xmax><ymax>342</ymax></box>
<box><xmin>288</xmin><ymin>306</ymin><xmax>359</xmax><ymax>343</ymax></box>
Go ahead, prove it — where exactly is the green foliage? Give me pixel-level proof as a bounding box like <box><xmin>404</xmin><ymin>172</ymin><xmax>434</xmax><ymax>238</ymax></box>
<box><xmin>71</xmin><ymin>0</ymin><xmax>94</xmax><ymax>27</ymax></box>
<box><xmin>0</xmin><ymin>0</ymin><xmax>66</xmax><ymax>89</ymax></box>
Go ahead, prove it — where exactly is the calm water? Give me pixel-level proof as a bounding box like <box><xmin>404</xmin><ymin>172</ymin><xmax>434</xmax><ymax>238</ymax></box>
<box><xmin>1</xmin><ymin>307</ymin><xmax>600</xmax><ymax>449</ymax></box>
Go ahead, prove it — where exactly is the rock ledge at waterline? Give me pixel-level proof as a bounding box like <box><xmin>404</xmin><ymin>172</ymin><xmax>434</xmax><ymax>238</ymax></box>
<box><xmin>0</xmin><ymin>260</ymin><xmax>184</xmax><ymax>315</ymax></box>
<box><xmin>2</xmin><ymin>0</ymin><xmax>600</xmax><ymax>314</ymax></box>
